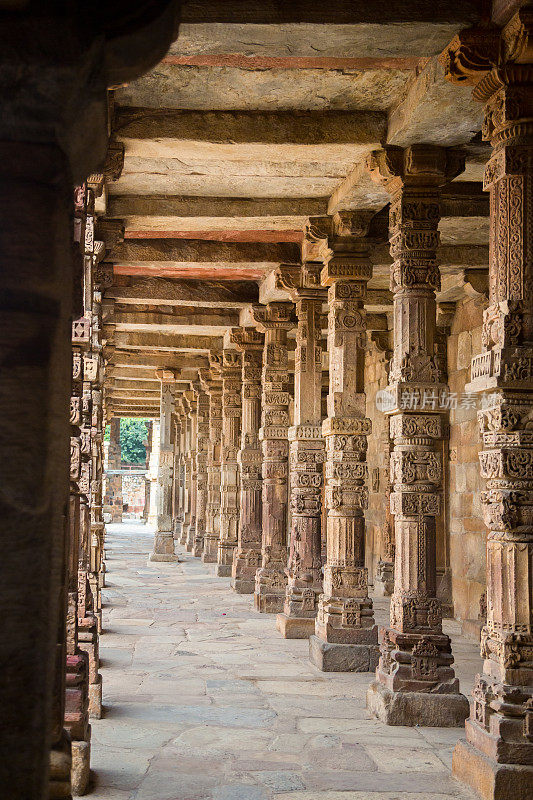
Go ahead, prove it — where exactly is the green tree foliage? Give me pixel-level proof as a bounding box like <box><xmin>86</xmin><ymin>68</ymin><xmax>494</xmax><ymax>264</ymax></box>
<box><xmin>120</xmin><ymin>418</ymin><xmax>149</xmax><ymax>465</ymax></box>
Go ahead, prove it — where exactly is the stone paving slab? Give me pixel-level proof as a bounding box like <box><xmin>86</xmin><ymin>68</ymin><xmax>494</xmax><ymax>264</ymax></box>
<box><xmin>89</xmin><ymin>522</ymin><xmax>479</xmax><ymax>800</ymax></box>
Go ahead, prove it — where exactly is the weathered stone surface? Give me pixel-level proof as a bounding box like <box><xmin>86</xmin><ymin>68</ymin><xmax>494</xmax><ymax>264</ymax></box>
<box><xmin>452</xmin><ymin>740</ymin><xmax>533</xmax><ymax>800</ymax></box>
<box><xmin>309</xmin><ymin>636</ymin><xmax>380</xmax><ymax>673</ymax></box>
<box><xmin>115</xmin><ymin>108</ymin><xmax>387</xmax><ymax>145</ymax></box>
<box><xmin>92</xmin><ymin>522</ymin><xmax>482</xmax><ymax>800</ymax></box>
<box><xmin>276</xmin><ymin>614</ymin><xmax>316</xmax><ymax>640</ymax></box>
<box><xmin>367</xmin><ymin>682</ymin><xmax>469</xmax><ymax>728</ymax></box>
<box><xmin>109</xmin><ymin>195</ymin><xmax>329</xmax><ymax>218</ymax></box>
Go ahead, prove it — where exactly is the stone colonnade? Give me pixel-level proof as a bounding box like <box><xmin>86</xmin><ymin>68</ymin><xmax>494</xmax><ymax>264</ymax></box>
<box><xmin>161</xmin><ymin>77</ymin><xmax>533</xmax><ymax>797</ymax></box>
<box><xmin>3</xmin><ymin>9</ymin><xmax>532</xmax><ymax>799</ymax></box>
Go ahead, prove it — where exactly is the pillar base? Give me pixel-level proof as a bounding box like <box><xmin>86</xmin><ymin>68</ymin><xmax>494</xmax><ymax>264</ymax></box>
<box><xmin>276</xmin><ymin>613</ymin><xmax>315</xmax><ymax>639</ymax></box>
<box><xmin>149</xmin><ymin>532</ymin><xmax>179</xmax><ymax>562</ymax></box>
<box><xmin>374</xmin><ymin>560</ymin><xmax>394</xmax><ymax>597</ymax></box>
<box><xmin>192</xmin><ymin>541</ymin><xmax>203</xmax><ymax>558</ymax></box>
<box><xmin>452</xmin><ymin>738</ymin><xmax>533</xmax><ymax>800</ymax></box>
<box><xmin>149</xmin><ymin>552</ymin><xmax>180</xmax><ymax>562</ymax></box>
<box><xmin>231</xmin><ymin>577</ymin><xmax>255</xmax><ymax>594</ymax></box>
<box><xmin>366</xmin><ymin>681</ymin><xmax>469</xmax><ymax>728</ymax></box>
<box><xmin>202</xmin><ymin>551</ymin><xmax>218</xmax><ymax>563</ymax></box>
<box><xmin>49</xmin><ymin>730</ymin><xmax>72</xmax><ymax>800</ymax></box>
<box><xmin>254</xmin><ymin>590</ymin><xmax>285</xmax><ymax>614</ymax></box>
<box><xmin>309</xmin><ymin>635</ymin><xmax>379</xmax><ymax>672</ymax></box>
<box><xmin>215</xmin><ymin>564</ymin><xmax>232</xmax><ymax>577</ymax></box>
<box><xmin>71</xmin><ymin>737</ymin><xmax>90</xmax><ymax>796</ymax></box>
<box><xmin>88</xmin><ymin>675</ymin><xmax>102</xmax><ymax>719</ymax></box>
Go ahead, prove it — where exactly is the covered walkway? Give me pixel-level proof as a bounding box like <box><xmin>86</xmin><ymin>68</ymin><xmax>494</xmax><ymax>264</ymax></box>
<box><xmin>91</xmin><ymin>523</ymin><xmax>481</xmax><ymax>800</ymax></box>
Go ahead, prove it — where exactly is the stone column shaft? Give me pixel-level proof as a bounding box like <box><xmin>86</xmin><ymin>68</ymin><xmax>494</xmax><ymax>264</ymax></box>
<box><xmin>276</xmin><ymin>261</ymin><xmax>327</xmax><ymax>638</ymax></box>
<box><xmin>180</xmin><ymin>407</ymin><xmax>192</xmax><ymax>546</ymax></box>
<box><xmin>444</xmin><ymin>14</ymin><xmax>533</xmax><ymax>797</ymax></box>
<box><xmin>311</xmin><ymin>229</ymin><xmax>379</xmax><ymax>672</ymax></box>
<box><xmin>366</xmin><ymin>145</ymin><xmax>468</xmax><ymax>727</ymax></box>
<box><xmin>193</xmin><ymin>387</ymin><xmax>210</xmax><ymax>557</ymax></box>
<box><xmin>253</xmin><ymin>302</ymin><xmax>295</xmax><ymax>612</ymax></box>
<box><xmin>231</xmin><ymin>328</ymin><xmax>264</xmax><ymax>593</ymax></box>
<box><xmin>150</xmin><ymin>374</ymin><xmax>179</xmax><ymax>562</ymax></box>
<box><xmin>203</xmin><ymin>356</ymin><xmax>223</xmax><ymax>563</ymax></box>
<box><xmin>172</xmin><ymin>418</ymin><xmax>181</xmax><ymax>542</ymax></box>
<box><xmin>185</xmin><ymin>396</ymin><xmax>198</xmax><ymax>552</ymax></box>
<box><xmin>104</xmin><ymin>417</ymin><xmax>122</xmax><ymax>522</ymax></box>
<box><xmin>217</xmin><ymin>349</ymin><xmax>242</xmax><ymax>576</ymax></box>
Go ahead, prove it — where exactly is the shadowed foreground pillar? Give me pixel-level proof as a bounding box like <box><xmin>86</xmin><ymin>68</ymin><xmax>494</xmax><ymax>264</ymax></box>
<box><xmin>276</xmin><ymin>260</ymin><xmax>327</xmax><ymax>638</ymax></box>
<box><xmin>444</xmin><ymin>13</ymin><xmax>533</xmax><ymax>798</ymax></box>
<box><xmin>253</xmin><ymin>302</ymin><xmax>295</xmax><ymax>613</ymax></box>
<box><xmin>310</xmin><ymin>218</ymin><xmax>379</xmax><ymax>672</ymax></box>
<box><xmin>231</xmin><ymin>328</ymin><xmax>264</xmax><ymax>593</ymax></box>
<box><xmin>0</xmin><ymin>142</ymin><xmax>74</xmax><ymax>798</ymax></box>
<box><xmin>366</xmin><ymin>145</ymin><xmax>469</xmax><ymax>727</ymax></box>
<box><xmin>150</xmin><ymin>371</ymin><xmax>179</xmax><ymax>562</ymax></box>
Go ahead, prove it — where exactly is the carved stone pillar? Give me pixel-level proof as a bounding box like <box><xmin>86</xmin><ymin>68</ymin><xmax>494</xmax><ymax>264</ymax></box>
<box><xmin>77</xmin><ymin>187</ymin><xmax>104</xmax><ymax>731</ymax></box>
<box><xmin>143</xmin><ymin>421</ymin><xmax>152</xmax><ymax>523</ymax></box>
<box><xmin>176</xmin><ymin>414</ymin><xmax>186</xmax><ymax>540</ymax></box>
<box><xmin>231</xmin><ymin>328</ymin><xmax>265</xmax><ymax>593</ymax></box>
<box><xmin>365</xmin><ymin>145</ymin><xmax>469</xmax><ymax>727</ymax></box>
<box><xmin>149</xmin><ymin>372</ymin><xmax>179</xmax><ymax>562</ymax></box>
<box><xmin>252</xmin><ymin>302</ymin><xmax>296</xmax><ymax>612</ymax></box>
<box><xmin>172</xmin><ymin>417</ymin><xmax>182</xmax><ymax>542</ymax></box>
<box><xmin>217</xmin><ymin>349</ymin><xmax>242</xmax><ymax>576</ymax></box>
<box><xmin>185</xmin><ymin>391</ymin><xmax>198</xmax><ymax>552</ymax></box>
<box><xmin>0</xmin><ymin>4</ymin><xmax>178</xmax><ymax>790</ymax></box>
<box><xmin>180</xmin><ymin>400</ymin><xmax>192</xmax><ymax>546</ymax></box>
<box><xmin>276</xmin><ymin>261</ymin><xmax>327</xmax><ymax>638</ymax></box>
<box><xmin>105</xmin><ymin>417</ymin><xmax>122</xmax><ymax>522</ymax></box>
<box><xmin>202</xmin><ymin>356</ymin><xmax>223</xmax><ymax>563</ymax></box>
<box><xmin>310</xmin><ymin>219</ymin><xmax>379</xmax><ymax>672</ymax></box>
<box><xmin>193</xmin><ymin>386</ymin><xmax>210</xmax><ymax>557</ymax></box>
<box><xmin>68</xmin><ymin>343</ymin><xmax>91</xmax><ymax>796</ymax></box>
<box><xmin>443</xmin><ymin>13</ymin><xmax>533</xmax><ymax>797</ymax></box>
<box><xmin>147</xmin><ymin>420</ymin><xmax>160</xmax><ymax>527</ymax></box>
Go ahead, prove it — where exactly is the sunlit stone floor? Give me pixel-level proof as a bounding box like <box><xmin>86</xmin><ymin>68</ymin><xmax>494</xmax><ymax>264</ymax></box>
<box><xmin>89</xmin><ymin>522</ymin><xmax>480</xmax><ymax>800</ymax></box>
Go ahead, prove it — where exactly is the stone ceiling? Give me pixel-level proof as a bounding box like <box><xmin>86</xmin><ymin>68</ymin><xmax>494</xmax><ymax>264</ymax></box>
<box><xmin>102</xmin><ymin>0</ymin><xmax>491</xmax><ymax>417</ymax></box>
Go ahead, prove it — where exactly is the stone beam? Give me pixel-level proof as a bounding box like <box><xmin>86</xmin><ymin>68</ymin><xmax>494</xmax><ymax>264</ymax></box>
<box><xmin>108</xmin><ymin>238</ymin><xmax>300</xmax><ymax>265</ymax></box>
<box><xmin>113</xmin><ymin>309</ymin><xmax>241</xmax><ymax>333</ymax></box>
<box><xmin>112</xmin><ymin>379</ymin><xmax>161</xmax><ymax>391</ymax></box>
<box><xmin>386</xmin><ymin>56</ymin><xmax>483</xmax><ymax>146</ymax></box>
<box><xmin>105</xmin><ymin>352</ymin><xmax>210</xmax><ymax>370</ymax></box>
<box><xmin>328</xmin><ymin>159</ymin><xmax>391</xmax><ymax>214</ymax></box>
<box><xmin>114</xmin><ymin>108</ymin><xmax>386</xmax><ymax>145</ymax></box>
<box><xmin>112</xmin><ymin>331</ymin><xmax>223</xmax><ymax>352</ymax></box>
<box><xmin>178</xmin><ymin>1</ymin><xmax>480</xmax><ymax>28</ymax></box>
<box><xmin>109</xmin><ymin>410</ymin><xmax>159</xmax><ymax>418</ymax></box>
<box><xmin>108</xmin><ymin>195</ymin><xmax>328</xmax><ymax>218</ymax></box>
<box><xmin>107</xmin><ymin>389</ymin><xmax>161</xmax><ymax>400</ymax></box>
<box><xmin>440</xmin><ymin>182</ymin><xmax>489</xmax><ymax>218</ymax></box>
<box><xmin>107</xmin><ymin>277</ymin><xmax>259</xmax><ymax>307</ymax></box>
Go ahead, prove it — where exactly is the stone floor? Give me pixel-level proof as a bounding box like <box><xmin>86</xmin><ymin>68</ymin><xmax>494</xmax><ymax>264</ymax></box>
<box><xmin>90</xmin><ymin>522</ymin><xmax>481</xmax><ymax>800</ymax></box>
